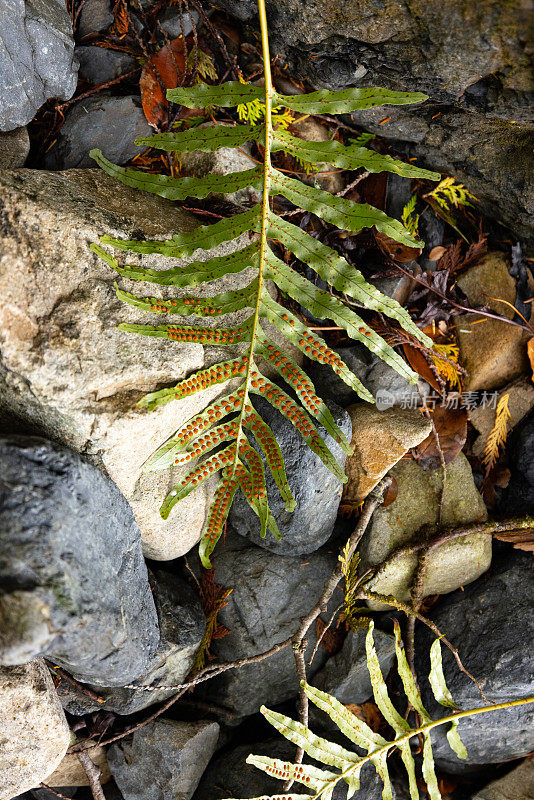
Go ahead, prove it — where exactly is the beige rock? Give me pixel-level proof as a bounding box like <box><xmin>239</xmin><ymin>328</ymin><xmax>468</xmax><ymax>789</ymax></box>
<box><xmin>470</xmin><ymin>376</ymin><xmax>534</xmax><ymax>457</ymax></box>
<box><xmin>454</xmin><ymin>251</ymin><xmax>530</xmax><ymax>391</ymax></box>
<box><xmin>0</xmin><ymin>660</ymin><xmax>71</xmax><ymax>800</ymax></box>
<box><xmin>47</xmin><ymin>747</ymin><xmax>110</xmax><ymax>786</ymax></box>
<box><xmin>179</xmin><ymin>121</ymin><xmax>262</xmax><ymax>206</ymax></box>
<box><xmin>290</xmin><ymin>117</ymin><xmax>344</xmax><ymax>194</ymax></box>
<box><xmin>472</xmin><ymin>756</ymin><xmax>534</xmax><ymax>800</ymax></box>
<box><xmin>359</xmin><ymin>454</ymin><xmax>492</xmax><ymax>611</ymax></box>
<box><xmin>343</xmin><ymin>404</ymin><xmax>432</xmax><ymax>503</ymax></box>
<box><xmin>0</xmin><ymin>168</ymin><xmax>254</xmax><ymax>560</ymax></box>
<box><xmin>0</xmin><ymin>127</ymin><xmax>30</xmax><ymax>168</ymax></box>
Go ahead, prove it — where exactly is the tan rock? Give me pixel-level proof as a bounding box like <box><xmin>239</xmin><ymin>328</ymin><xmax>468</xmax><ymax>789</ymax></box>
<box><xmin>359</xmin><ymin>454</ymin><xmax>492</xmax><ymax>611</ymax></box>
<box><xmin>343</xmin><ymin>404</ymin><xmax>432</xmax><ymax>503</ymax></box>
<box><xmin>0</xmin><ymin>660</ymin><xmax>71</xmax><ymax>800</ymax></box>
<box><xmin>454</xmin><ymin>251</ymin><xmax>530</xmax><ymax>391</ymax></box>
<box><xmin>290</xmin><ymin>117</ymin><xmax>344</xmax><ymax>194</ymax></box>
<box><xmin>47</xmin><ymin>747</ymin><xmax>110</xmax><ymax>787</ymax></box>
<box><xmin>472</xmin><ymin>756</ymin><xmax>534</xmax><ymax>800</ymax></box>
<box><xmin>470</xmin><ymin>376</ymin><xmax>534</xmax><ymax>457</ymax></box>
<box><xmin>0</xmin><ymin>168</ymin><xmax>253</xmax><ymax>560</ymax></box>
<box><xmin>0</xmin><ymin>127</ymin><xmax>30</xmax><ymax>168</ymax></box>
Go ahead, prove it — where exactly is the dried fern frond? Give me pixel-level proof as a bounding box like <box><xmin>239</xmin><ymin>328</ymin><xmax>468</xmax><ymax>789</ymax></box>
<box><xmin>90</xmin><ymin>6</ymin><xmax>441</xmax><ymax>567</ymax></box>
<box><xmin>224</xmin><ymin>621</ymin><xmax>534</xmax><ymax>800</ymax></box>
<box><xmin>431</xmin><ymin>343</ymin><xmax>462</xmax><ymax>389</ymax></box>
<box><xmin>483</xmin><ymin>393</ymin><xmax>512</xmax><ymax>472</ymax></box>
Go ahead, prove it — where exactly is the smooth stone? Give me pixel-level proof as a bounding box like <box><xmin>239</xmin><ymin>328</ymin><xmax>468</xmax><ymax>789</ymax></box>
<box><xmin>60</xmin><ymin>571</ymin><xmax>205</xmax><ymax>715</ymax></box>
<box><xmin>470</xmin><ymin>376</ymin><xmax>534</xmax><ymax>458</ymax></box>
<box><xmin>454</xmin><ymin>252</ymin><xmax>531</xmax><ymax>391</ymax></box>
<box><xmin>108</xmin><ymin>719</ymin><xmax>220</xmax><ymax>800</ymax></box>
<box><xmin>0</xmin><ymin>660</ymin><xmax>71</xmax><ymax>800</ymax></box>
<box><xmin>472</xmin><ymin>757</ymin><xmax>534</xmax><ymax>800</ymax></box>
<box><xmin>77</xmin><ymin>0</ymin><xmax>114</xmax><ymax>37</ymax></box>
<box><xmin>0</xmin><ymin>0</ymin><xmax>78</xmax><ymax>130</ymax></box>
<box><xmin>359</xmin><ymin>454</ymin><xmax>492</xmax><ymax>611</ymax></box>
<box><xmin>343</xmin><ymin>404</ymin><xmax>432</xmax><ymax>504</ymax></box>
<box><xmin>44</xmin><ymin>95</ymin><xmax>152</xmax><ymax>169</ymax></box>
<box><xmin>313</xmin><ymin>627</ymin><xmax>396</xmax><ymax>704</ymax></box>
<box><xmin>46</xmin><ymin>748</ymin><xmax>110</xmax><ymax>786</ymax></box>
<box><xmin>416</xmin><ymin>550</ymin><xmax>534</xmax><ymax>772</ymax></box>
<box><xmin>0</xmin><ymin>127</ymin><xmax>30</xmax><ymax>168</ymax></box>
<box><xmin>307</xmin><ymin>345</ymin><xmax>371</xmax><ymax>407</ymax></box>
<box><xmin>502</xmin><ymin>410</ymin><xmax>534</xmax><ymax>514</ymax></box>
<box><xmin>291</xmin><ymin>116</ymin><xmax>344</xmax><ymax>194</ymax></box>
<box><xmin>0</xmin><ymin>435</ymin><xmax>159</xmax><ymax>687</ymax></box>
<box><xmin>229</xmin><ymin>396</ymin><xmax>351</xmax><ymax>556</ymax></box>
<box><xmin>158</xmin><ymin>9</ymin><xmax>199</xmax><ymax>40</ymax></box>
<box><xmin>75</xmin><ymin>46</ymin><xmax>137</xmax><ymax>84</ymax></box>
<box><xmin>0</xmin><ymin>167</ymin><xmax>252</xmax><ymax>560</ymax></box>
<box><xmin>195</xmin><ymin>532</ymin><xmax>339</xmax><ymax>720</ymax></box>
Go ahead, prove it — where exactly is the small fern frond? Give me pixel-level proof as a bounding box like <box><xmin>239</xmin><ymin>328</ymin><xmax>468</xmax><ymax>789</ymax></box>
<box><xmin>401</xmin><ymin>195</ymin><xmax>420</xmax><ymax>237</ymax></box>
<box><xmin>483</xmin><ymin>393</ymin><xmax>512</xmax><ymax>472</ymax></box>
<box><xmin>91</xmin><ymin>34</ymin><xmax>440</xmax><ymax>566</ymax></box>
<box><xmin>224</xmin><ymin>621</ymin><xmax>534</xmax><ymax>800</ymax></box>
<box><xmin>426</xmin><ymin>177</ymin><xmax>477</xmax><ymax>211</ymax></box>
<box><xmin>431</xmin><ymin>343</ymin><xmax>462</xmax><ymax>389</ymax></box>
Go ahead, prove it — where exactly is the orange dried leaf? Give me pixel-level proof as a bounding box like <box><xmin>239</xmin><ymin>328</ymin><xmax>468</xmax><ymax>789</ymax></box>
<box><xmin>482</xmin><ymin>393</ymin><xmax>512</xmax><ymax>473</ymax></box>
<box><xmin>527</xmin><ymin>337</ymin><xmax>534</xmax><ymax>384</ymax></box>
<box><xmin>140</xmin><ymin>38</ymin><xmax>187</xmax><ymax>128</ymax></box>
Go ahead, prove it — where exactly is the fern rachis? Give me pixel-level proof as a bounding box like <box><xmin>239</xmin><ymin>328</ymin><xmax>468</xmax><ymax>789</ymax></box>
<box><xmin>90</xmin><ymin>0</ymin><xmax>442</xmax><ymax>567</ymax></box>
<box><xmin>227</xmin><ymin>621</ymin><xmax>534</xmax><ymax>800</ymax></box>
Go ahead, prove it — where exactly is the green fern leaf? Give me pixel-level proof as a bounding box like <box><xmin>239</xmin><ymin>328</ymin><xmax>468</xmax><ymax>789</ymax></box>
<box><xmin>225</xmin><ymin>622</ymin><xmax>534</xmax><ymax>800</ymax></box>
<box><xmin>90</xmin><ymin>8</ymin><xmax>441</xmax><ymax>566</ymax></box>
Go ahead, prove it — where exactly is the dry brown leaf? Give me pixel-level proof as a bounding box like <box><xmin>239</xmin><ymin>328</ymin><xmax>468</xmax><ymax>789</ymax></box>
<box><xmin>374</xmin><ymin>230</ymin><xmax>422</xmax><ymax>262</ymax></box>
<box><xmin>315</xmin><ymin>617</ymin><xmax>345</xmax><ymax>656</ymax></box>
<box><xmin>493</xmin><ymin>529</ymin><xmax>534</xmax><ymax>552</ymax></box>
<box><xmin>527</xmin><ymin>337</ymin><xmax>534</xmax><ymax>384</ymax></box>
<box><xmin>414</xmin><ymin>404</ymin><xmax>468</xmax><ymax>470</ymax></box>
<box><xmin>402</xmin><ymin>343</ymin><xmax>443</xmax><ymax>391</ymax></box>
<box><xmin>346</xmin><ymin>701</ymin><xmax>387</xmax><ymax>734</ymax></box>
<box><xmin>428</xmin><ymin>245</ymin><xmax>447</xmax><ymax>261</ymax></box>
<box><xmin>140</xmin><ymin>38</ymin><xmax>188</xmax><ymax>128</ymax></box>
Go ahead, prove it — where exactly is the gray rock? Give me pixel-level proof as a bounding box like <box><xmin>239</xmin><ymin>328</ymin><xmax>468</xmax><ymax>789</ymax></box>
<box><xmin>44</xmin><ymin>95</ymin><xmax>151</xmax><ymax>169</ymax></box>
<box><xmin>0</xmin><ymin>659</ymin><xmax>71</xmax><ymax>799</ymax></box>
<box><xmin>196</xmin><ymin>532</ymin><xmax>339</xmax><ymax>720</ymax></box>
<box><xmin>77</xmin><ymin>0</ymin><xmax>113</xmax><ymax>37</ymax></box>
<box><xmin>0</xmin><ymin>435</ymin><xmax>159</xmax><ymax>687</ymax></box>
<box><xmin>0</xmin><ymin>0</ymin><xmax>78</xmax><ymax>130</ymax></box>
<box><xmin>501</xmin><ymin>410</ymin><xmax>534</xmax><ymax>515</ymax></box>
<box><xmin>108</xmin><ymin>719</ymin><xmax>220</xmax><ymax>800</ymax></box>
<box><xmin>76</xmin><ymin>46</ymin><xmax>137</xmax><ymax>84</ymax></box>
<box><xmin>416</xmin><ymin>550</ymin><xmax>534</xmax><ymax>772</ymax></box>
<box><xmin>0</xmin><ymin>126</ymin><xmax>30</xmax><ymax>168</ymax></box>
<box><xmin>308</xmin><ymin>345</ymin><xmax>371</xmax><ymax>407</ymax></box>
<box><xmin>61</xmin><ymin>571</ymin><xmax>205</xmax><ymax>715</ymax></box>
<box><xmin>0</xmin><ymin>166</ymin><xmax>252</xmax><ymax>560</ymax></box>
<box><xmin>313</xmin><ymin>627</ymin><xmax>396</xmax><ymax>705</ymax></box>
<box><xmin>229</xmin><ymin>395</ymin><xmax>351</xmax><ymax>556</ymax></box>
<box><xmin>365</xmin><ymin>358</ymin><xmax>428</xmax><ymax>411</ymax></box>
<box><xmin>193</xmin><ymin>739</ymin><xmax>386</xmax><ymax>800</ymax></box>
<box><xmin>158</xmin><ymin>9</ymin><xmax>199</xmax><ymax>40</ymax></box>
<box><xmin>472</xmin><ymin>757</ymin><xmax>534</xmax><ymax>800</ymax></box>
<box><xmin>214</xmin><ymin>0</ymin><xmax>534</xmax><ymax>246</ymax></box>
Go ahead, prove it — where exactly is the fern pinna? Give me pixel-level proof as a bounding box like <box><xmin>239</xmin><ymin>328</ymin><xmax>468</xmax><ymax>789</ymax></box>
<box><xmin>228</xmin><ymin>621</ymin><xmax>534</xmax><ymax>800</ymax></box>
<box><xmin>89</xmin><ymin>3</ymin><xmax>440</xmax><ymax>568</ymax></box>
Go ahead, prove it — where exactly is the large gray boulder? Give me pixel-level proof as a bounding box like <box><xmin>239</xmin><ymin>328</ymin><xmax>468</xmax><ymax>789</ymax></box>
<box><xmin>214</xmin><ymin>0</ymin><xmax>534</xmax><ymax>246</ymax></box>
<box><xmin>195</xmin><ymin>532</ymin><xmax>339</xmax><ymax>720</ymax></box>
<box><xmin>108</xmin><ymin>719</ymin><xmax>220</xmax><ymax>800</ymax></box>
<box><xmin>0</xmin><ymin>0</ymin><xmax>78</xmax><ymax>130</ymax></box>
<box><xmin>0</xmin><ymin>435</ymin><xmax>160</xmax><ymax>687</ymax></box>
<box><xmin>415</xmin><ymin>549</ymin><xmax>534</xmax><ymax>772</ymax></box>
<box><xmin>229</xmin><ymin>395</ymin><xmax>351</xmax><ymax>556</ymax></box>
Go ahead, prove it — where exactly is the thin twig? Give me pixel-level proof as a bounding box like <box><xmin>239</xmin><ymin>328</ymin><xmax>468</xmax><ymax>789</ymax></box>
<box><xmin>308</xmin><ymin>602</ymin><xmax>344</xmax><ymax>666</ymax></box>
<box><xmin>39</xmin><ymin>786</ymin><xmax>72</xmax><ymax>800</ymax></box>
<box><xmin>77</xmin><ymin>751</ymin><xmax>106</xmax><ymax>800</ymax></box>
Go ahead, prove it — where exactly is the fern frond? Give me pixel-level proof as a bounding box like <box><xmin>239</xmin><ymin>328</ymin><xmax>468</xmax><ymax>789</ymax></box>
<box><xmin>92</xmin><ymin>49</ymin><xmax>439</xmax><ymax>566</ymax></box>
<box><xmin>401</xmin><ymin>195</ymin><xmax>420</xmax><ymax>238</ymax></box>
<box><xmin>482</xmin><ymin>393</ymin><xmax>512</xmax><ymax>472</ymax></box>
<box><xmin>426</xmin><ymin>177</ymin><xmax>477</xmax><ymax>211</ymax></box>
<box><xmin>225</xmin><ymin>622</ymin><xmax>534</xmax><ymax>800</ymax></box>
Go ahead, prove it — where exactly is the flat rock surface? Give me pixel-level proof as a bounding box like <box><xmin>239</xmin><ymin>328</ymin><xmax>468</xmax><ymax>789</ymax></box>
<box><xmin>343</xmin><ymin>404</ymin><xmax>432</xmax><ymax>504</ymax></box>
<box><xmin>44</xmin><ymin>95</ymin><xmax>152</xmax><ymax>169</ymax></box>
<box><xmin>0</xmin><ymin>127</ymin><xmax>30</xmax><ymax>168</ymax></box>
<box><xmin>229</xmin><ymin>395</ymin><xmax>351</xmax><ymax>556</ymax></box>
<box><xmin>108</xmin><ymin>719</ymin><xmax>220</xmax><ymax>800</ymax></box>
<box><xmin>0</xmin><ymin>660</ymin><xmax>71</xmax><ymax>800</ymax></box>
<box><xmin>416</xmin><ymin>549</ymin><xmax>534</xmax><ymax>772</ymax></box>
<box><xmin>360</xmin><ymin>453</ymin><xmax>492</xmax><ymax>610</ymax></box>
<box><xmin>0</xmin><ymin>435</ymin><xmax>159</xmax><ymax>686</ymax></box>
<box><xmin>0</xmin><ymin>0</ymin><xmax>78</xmax><ymax>130</ymax></box>
<box><xmin>472</xmin><ymin>757</ymin><xmax>534</xmax><ymax>800</ymax></box>
<box><xmin>0</xmin><ymin>167</ymin><xmax>252</xmax><ymax>560</ymax></box>
<box><xmin>195</xmin><ymin>532</ymin><xmax>339</xmax><ymax>720</ymax></box>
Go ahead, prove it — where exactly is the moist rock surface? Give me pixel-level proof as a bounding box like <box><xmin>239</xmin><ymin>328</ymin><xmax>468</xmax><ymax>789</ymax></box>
<box><xmin>0</xmin><ymin>435</ymin><xmax>159</xmax><ymax>686</ymax></box>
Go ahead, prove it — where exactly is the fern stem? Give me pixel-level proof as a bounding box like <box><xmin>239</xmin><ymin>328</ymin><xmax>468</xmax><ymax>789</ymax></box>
<box><xmin>231</xmin><ymin>0</ymin><xmax>274</xmax><ymax>476</ymax></box>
